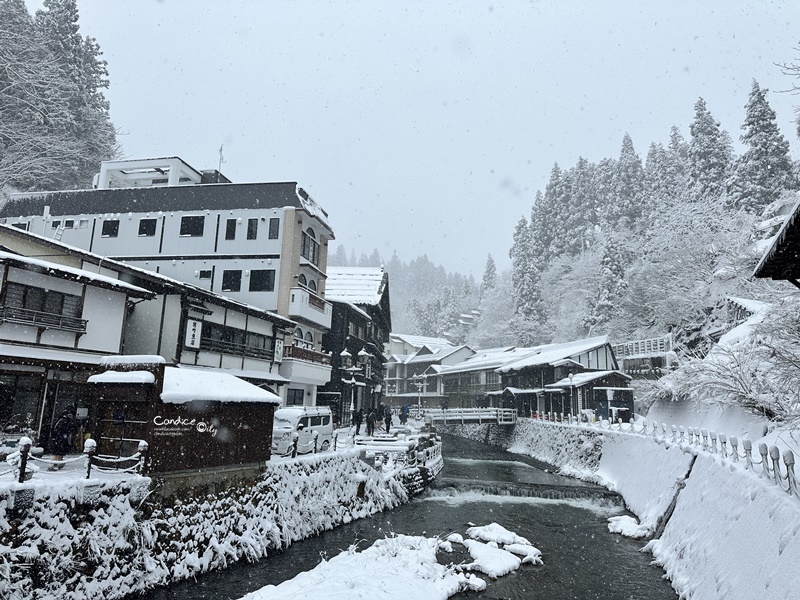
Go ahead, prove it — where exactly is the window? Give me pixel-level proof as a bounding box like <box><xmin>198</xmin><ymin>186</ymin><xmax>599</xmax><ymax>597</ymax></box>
<box><xmin>304</xmin><ymin>331</ymin><xmax>313</xmax><ymax>343</ymax></box>
<box><xmin>247</xmin><ymin>218</ymin><xmax>258</xmax><ymax>240</ymax></box>
<box><xmin>300</xmin><ymin>227</ymin><xmax>319</xmax><ymax>265</ymax></box>
<box><xmin>249</xmin><ymin>269</ymin><xmax>275</xmax><ymax>292</ymax></box>
<box><xmin>180</xmin><ymin>215</ymin><xmax>205</xmax><ymax>237</ymax></box>
<box><xmin>225</xmin><ymin>218</ymin><xmax>236</xmax><ymax>240</ymax></box>
<box><xmin>199</xmin><ymin>322</ymin><xmax>274</xmax><ymax>359</ymax></box>
<box><xmin>101</xmin><ymin>219</ymin><xmax>119</xmax><ymax>237</ymax></box>
<box><xmin>198</xmin><ymin>269</ymin><xmax>212</xmax><ymax>280</ymax></box>
<box><xmin>78</xmin><ymin>219</ymin><xmax>89</xmax><ymax>229</ymax></box>
<box><xmin>298</xmin><ymin>274</ymin><xmax>307</xmax><ymax>287</ymax></box>
<box><xmin>268</xmin><ymin>217</ymin><xmax>280</xmax><ymax>239</ymax></box>
<box><xmin>51</xmin><ymin>220</ymin><xmax>61</xmax><ymax>229</ymax></box>
<box><xmin>4</xmin><ymin>282</ymin><xmax>82</xmax><ymax>323</ymax></box>
<box><xmin>221</xmin><ymin>270</ymin><xmax>242</xmax><ymax>292</ymax></box>
<box><xmin>308</xmin><ymin>279</ymin><xmax>317</xmax><ymax>292</ymax></box>
<box><xmin>286</xmin><ymin>389</ymin><xmax>304</xmax><ymax>406</ymax></box>
<box><xmin>11</xmin><ymin>222</ymin><xmax>28</xmax><ymax>231</ymax></box>
<box><xmin>138</xmin><ymin>218</ymin><xmax>157</xmax><ymax>237</ymax></box>
<box><xmin>64</xmin><ymin>220</ymin><xmax>74</xmax><ymax>229</ymax></box>
<box><xmin>294</xmin><ymin>328</ymin><xmax>304</xmax><ymax>341</ymax></box>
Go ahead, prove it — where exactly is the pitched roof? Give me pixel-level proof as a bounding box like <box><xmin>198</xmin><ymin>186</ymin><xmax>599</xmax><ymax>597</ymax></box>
<box><xmin>753</xmin><ymin>197</ymin><xmax>800</xmax><ymax>280</ymax></box>
<box><xmin>498</xmin><ymin>336</ymin><xmax>611</xmax><ymax>373</ymax></box>
<box><xmin>325</xmin><ymin>267</ymin><xmax>387</xmax><ymax>306</ymax></box>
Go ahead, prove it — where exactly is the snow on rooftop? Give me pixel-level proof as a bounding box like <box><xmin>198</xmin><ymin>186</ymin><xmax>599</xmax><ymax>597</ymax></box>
<box><xmin>101</xmin><ymin>355</ymin><xmax>166</xmax><ymax>366</ymax></box>
<box><xmin>546</xmin><ymin>370</ymin><xmax>630</xmax><ymax>389</ymax></box>
<box><xmin>0</xmin><ymin>250</ymin><xmax>152</xmax><ymax>296</ymax></box>
<box><xmin>497</xmin><ymin>336</ymin><xmax>610</xmax><ymax>373</ymax></box>
<box><xmin>325</xmin><ymin>266</ymin><xmax>386</xmax><ymax>305</ymax></box>
<box><xmin>161</xmin><ymin>367</ymin><xmax>281</xmax><ymax>404</ymax></box>
<box><xmin>88</xmin><ymin>370</ymin><xmax>156</xmax><ymax>384</ymax></box>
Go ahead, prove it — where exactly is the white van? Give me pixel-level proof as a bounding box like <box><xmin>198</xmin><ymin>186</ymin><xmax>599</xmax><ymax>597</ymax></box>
<box><xmin>271</xmin><ymin>406</ymin><xmax>334</xmax><ymax>456</ymax></box>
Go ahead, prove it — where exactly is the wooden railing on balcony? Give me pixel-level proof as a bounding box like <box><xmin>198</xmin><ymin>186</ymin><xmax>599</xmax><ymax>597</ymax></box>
<box><xmin>198</xmin><ymin>337</ymin><xmax>275</xmax><ymax>361</ymax></box>
<box><xmin>283</xmin><ymin>344</ymin><xmax>331</xmax><ymax>365</ymax></box>
<box><xmin>307</xmin><ymin>293</ymin><xmax>326</xmax><ymax>312</ymax></box>
<box><xmin>0</xmin><ymin>305</ymin><xmax>87</xmax><ymax>333</ymax></box>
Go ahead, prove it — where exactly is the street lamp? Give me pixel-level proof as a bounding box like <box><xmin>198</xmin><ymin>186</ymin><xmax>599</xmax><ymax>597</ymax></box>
<box><xmin>568</xmin><ymin>372</ymin><xmax>574</xmax><ymax>419</ymax></box>
<box><xmin>412</xmin><ymin>375</ymin><xmax>424</xmax><ymax>417</ymax></box>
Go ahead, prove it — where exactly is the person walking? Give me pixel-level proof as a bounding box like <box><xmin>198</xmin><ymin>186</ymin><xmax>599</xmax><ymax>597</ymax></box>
<box><xmin>354</xmin><ymin>408</ymin><xmax>363</xmax><ymax>435</ymax></box>
<box><xmin>366</xmin><ymin>408</ymin><xmax>376</xmax><ymax>436</ymax></box>
<box><xmin>384</xmin><ymin>406</ymin><xmax>393</xmax><ymax>433</ymax></box>
<box><xmin>400</xmin><ymin>404</ymin><xmax>409</xmax><ymax>425</ymax></box>
<box><xmin>48</xmin><ymin>409</ymin><xmax>76</xmax><ymax>470</ymax></box>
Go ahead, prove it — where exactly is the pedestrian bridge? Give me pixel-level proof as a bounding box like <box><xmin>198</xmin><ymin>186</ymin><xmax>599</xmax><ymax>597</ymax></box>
<box><xmin>422</xmin><ymin>408</ymin><xmax>517</xmax><ymax>425</ymax></box>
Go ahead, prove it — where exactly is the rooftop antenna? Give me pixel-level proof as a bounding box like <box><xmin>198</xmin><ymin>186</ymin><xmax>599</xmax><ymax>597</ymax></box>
<box><xmin>218</xmin><ymin>144</ymin><xmax>225</xmax><ymax>173</ymax></box>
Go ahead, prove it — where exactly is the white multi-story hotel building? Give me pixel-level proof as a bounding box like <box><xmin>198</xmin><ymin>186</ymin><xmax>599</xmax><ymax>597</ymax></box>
<box><xmin>0</xmin><ymin>157</ymin><xmax>335</xmax><ymax>405</ymax></box>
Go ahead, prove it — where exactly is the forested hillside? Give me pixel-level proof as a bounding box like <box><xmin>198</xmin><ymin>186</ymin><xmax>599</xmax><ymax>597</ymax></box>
<box><xmin>348</xmin><ymin>79</ymin><xmax>800</xmax><ymax>363</ymax></box>
<box><xmin>0</xmin><ymin>0</ymin><xmax>116</xmax><ymax>195</ymax></box>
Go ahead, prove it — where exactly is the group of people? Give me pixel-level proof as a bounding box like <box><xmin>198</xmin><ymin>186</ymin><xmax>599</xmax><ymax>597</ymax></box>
<box><xmin>352</xmin><ymin>403</ymin><xmax>410</xmax><ymax>436</ymax></box>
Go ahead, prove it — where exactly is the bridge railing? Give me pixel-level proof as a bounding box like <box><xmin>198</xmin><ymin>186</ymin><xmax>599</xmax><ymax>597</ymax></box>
<box><xmin>422</xmin><ymin>407</ymin><xmax>517</xmax><ymax>425</ymax></box>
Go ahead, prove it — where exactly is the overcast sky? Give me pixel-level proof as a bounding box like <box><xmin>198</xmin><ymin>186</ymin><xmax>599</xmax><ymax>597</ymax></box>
<box><xmin>26</xmin><ymin>1</ymin><xmax>800</xmax><ymax>276</ymax></box>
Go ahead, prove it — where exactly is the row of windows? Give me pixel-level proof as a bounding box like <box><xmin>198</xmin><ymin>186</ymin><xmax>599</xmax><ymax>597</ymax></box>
<box><xmin>220</xmin><ymin>269</ymin><xmax>275</xmax><ymax>293</ymax></box>
<box><xmin>200</xmin><ymin>321</ymin><xmax>275</xmax><ymax>358</ymax></box>
<box><xmin>51</xmin><ymin>218</ymin><xmax>89</xmax><ymax>230</ymax></box>
<box><xmin>4</xmin><ymin>282</ymin><xmax>81</xmax><ymax>318</ymax></box>
<box><xmin>98</xmin><ymin>216</ymin><xmax>282</xmax><ymax>240</ymax></box>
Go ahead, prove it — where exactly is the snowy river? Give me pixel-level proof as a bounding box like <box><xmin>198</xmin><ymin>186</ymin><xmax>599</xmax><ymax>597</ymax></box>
<box><xmin>131</xmin><ymin>435</ymin><xmax>677</xmax><ymax>599</ymax></box>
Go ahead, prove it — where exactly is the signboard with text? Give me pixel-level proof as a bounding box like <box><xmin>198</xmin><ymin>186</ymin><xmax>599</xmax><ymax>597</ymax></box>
<box><xmin>185</xmin><ymin>319</ymin><xmax>202</xmax><ymax>349</ymax></box>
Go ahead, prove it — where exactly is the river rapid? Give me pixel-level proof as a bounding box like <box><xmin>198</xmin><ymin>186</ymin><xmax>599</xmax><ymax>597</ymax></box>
<box><xmin>131</xmin><ymin>434</ymin><xmax>676</xmax><ymax>600</ymax></box>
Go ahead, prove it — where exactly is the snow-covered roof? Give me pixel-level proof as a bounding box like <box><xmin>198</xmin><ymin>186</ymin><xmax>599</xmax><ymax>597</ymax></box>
<box><xmin>438</xmin><ymin>347</ymin><xmax>528</xmax><ymax>376</ymax></box>
<box><xmin>88</xmin><ymin>370</ymin><xmax>156</xmax><ymax>384</ymax></box>
<box><xmin>177</xmin><ymin>364</ymin><xmax>289</xmax><ymax>383</ymax></box>
<box><xmin>160</xmin><ymin>367</ymin><xmax>281</xmax><ymax>404</ymax></box>
<box><xmin>498</xmin><ymin>336</ymin><xmax>611</xmax><ymax>373</ymax></box>
<box><xmin>545</xmin><ymin>370</ymin><xmax>631</xmax><ymax>389</ymax></box>
<box><xmin>0</xmin><ymin>343</ymin><xmax>108</xmax><ymax>365</ymax></box>
<box><xmin>389</xmin><ymin>333</ymin><xmax>454</xmax><ymax>352</ymax></box>
<box><xmin>101</xmin><ymin>355</ymin><xmax>166</xmax><ymax>366</ymax></box>
<box><xmin>753</xmin><ymin>196</ymin><xmax>800</xmax><ymax>280</ymax></box>
<box><xmin>0</xmin><ymin>250</ymin><xmax>153</xmax><ymax>298</ymax></box>
<box><xmin>325</xmin><ymin>267</ymin><xmax>387</xmax><ymax>306</ymax></box>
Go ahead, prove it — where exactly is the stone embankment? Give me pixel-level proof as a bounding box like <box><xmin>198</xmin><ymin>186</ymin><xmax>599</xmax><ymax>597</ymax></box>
<box><xmin>1</xmin><ymin>446</ymin><xmax>440</xmax><ymax>600</ymax></box>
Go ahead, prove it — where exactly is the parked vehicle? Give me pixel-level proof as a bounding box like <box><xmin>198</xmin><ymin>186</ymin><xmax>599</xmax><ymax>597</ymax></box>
<box><xmin>271</xmin><ymin>406</ymin><xmax>333</xmax><ymax>456</ymax></box>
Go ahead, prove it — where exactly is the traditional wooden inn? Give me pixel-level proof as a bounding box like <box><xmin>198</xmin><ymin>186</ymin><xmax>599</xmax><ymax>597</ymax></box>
<box><xmin>383</xmin><ymin>334</ymin><xmax>473</xmax><ymax>410</ymax></box>
<box><xmin>433</xmin><ymin>335</ymin><xmax>632</xmax><ymax>419</ymax></box>
<box><xmin>0</xmin><ymin>224</ymin><xmax>293</xmax><ymax>476</ymax></box>
<box><xmin>319</xmin><ymin>267</ymin><xmax>392</xmax><ymax>426</ymax></box>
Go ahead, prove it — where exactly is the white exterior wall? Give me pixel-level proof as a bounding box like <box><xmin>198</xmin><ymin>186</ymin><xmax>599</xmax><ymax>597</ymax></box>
<box><xmin>0</xmin><ymin>264</ymin><xmax>126</xmax><ymax>353</ymax></box>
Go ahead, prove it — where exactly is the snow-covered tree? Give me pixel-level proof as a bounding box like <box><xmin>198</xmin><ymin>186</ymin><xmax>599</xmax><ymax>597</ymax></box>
<box><xmin>509</xmin><ymin>216</ymin><xmax>543</xmax><ymax>321</ymax></box>
<box><xmin>582</xmin><ymin>238</ymin><xmax>628</xmax><ymax>334</ymax></box>
<box><xmin>689</xmin><ymin>97</ymin><xmax>734</xmax><ymax>201</ymax></box>
<box><xmin>728</xmin><ymin>80</ymin><xmax>796</xmax><ymax>212</ymax></box>
<box><xmin>607</xmin><ymin>134</ymin><xmax>646</xmax><ymax>226</ymax></box>
<box><xmin>479</xmin><ymin>254</ymin><xmax>496</xmax><ymax>300</ymax></box>
<box><xmin>33</xmin><ymin>0</ymin><xmax>117</xmax><ymax>188</ymax></box>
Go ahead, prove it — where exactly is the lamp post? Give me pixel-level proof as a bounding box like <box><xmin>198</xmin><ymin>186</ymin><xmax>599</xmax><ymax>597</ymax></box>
<box><xmin>568</xmin><ymin>372</ymin><xmax>574</xmax><ymax>419</ymax></box>
<box><xmin>412</xmin><ymin>375</ymin><xmax>424</xmax><ymax>417</ymax></box>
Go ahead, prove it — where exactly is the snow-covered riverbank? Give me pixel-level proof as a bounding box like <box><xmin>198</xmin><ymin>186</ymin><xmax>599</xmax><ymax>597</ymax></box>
<box><xmin>0</xmin><ymin>447</ymin><xmax>439</xmax><ymax>600</ymax></box>
<box><xmin>441</xmin><ymin>418</ymin><xmax>800</xmax><ymax>600</ymax></box>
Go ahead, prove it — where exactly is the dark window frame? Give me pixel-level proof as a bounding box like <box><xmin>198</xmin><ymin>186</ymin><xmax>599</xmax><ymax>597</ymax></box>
<box><xmin>249</xmin><ymin>269</ymin><xmax>275</xmax><ymax>292</ymax></box>
<box><xmin>101</xmin><ymin>219</ymin><xmax>119</xmax><ymax>238</ymax></box>
<box><xmin>225</xmin><ymin>218</ymin><xmax>236</xmax><ymax>240</ymax></box>
<box><xmin>247</xmin><ymin>218</ymin><xmax>258</xmax><ymax>240</ymax></box>
<box><xmin>179</xmin><ymin>215</ymin><xmax>205</xmax><ymax>237</ymax></box>
<box><xmin>268</xmin><ymin>218</ymin><xmax>280</xmax><ymax>239</ymax></box>
<box><xmin>221</xmin><ymin>269</ymin><xmax>242</xmax><ymax>292</ymax></box>
<box><xmin>138</xmin><ymin>218</ymin><xmax>157</xmax><ymax>237</ymax></box>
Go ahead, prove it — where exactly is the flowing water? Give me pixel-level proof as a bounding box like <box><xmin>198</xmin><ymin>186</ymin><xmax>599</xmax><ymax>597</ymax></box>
<box><xmin>131</xmin><ymin>434</ymin><xmax>677</xmax><ymax>599</ymax></box>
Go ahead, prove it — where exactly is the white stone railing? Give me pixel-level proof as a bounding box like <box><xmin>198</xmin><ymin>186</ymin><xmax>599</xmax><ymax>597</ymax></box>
<box><xmin>530</xmin><ymin>412</ymin><xmax>799</xmax><ymax>500</ymax></box>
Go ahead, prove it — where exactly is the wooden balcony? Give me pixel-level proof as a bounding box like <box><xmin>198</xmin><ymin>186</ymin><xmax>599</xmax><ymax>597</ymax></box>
<box><xmin>0</xmin><ymin>305</ymin><xmax>87</xmax><ymax>333</ymax></box>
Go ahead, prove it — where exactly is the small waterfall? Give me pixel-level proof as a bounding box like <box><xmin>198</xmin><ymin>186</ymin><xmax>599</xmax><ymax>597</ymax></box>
<box><xmin>435</xmin><ymin>477</ymin><xmax>623</xmax><ymax>505</ymax></box>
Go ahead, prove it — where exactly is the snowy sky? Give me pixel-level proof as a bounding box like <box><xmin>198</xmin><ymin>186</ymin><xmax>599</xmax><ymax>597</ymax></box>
<box><xmin>25</xmin><ymin>0</ymin><xmax>800</xmax><ymax>275</ymax></box>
